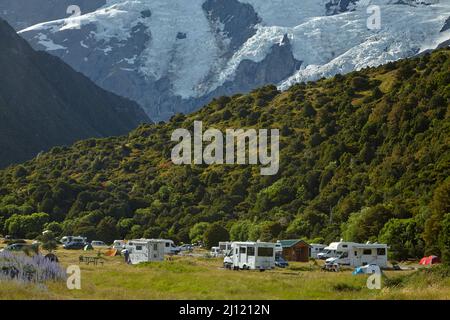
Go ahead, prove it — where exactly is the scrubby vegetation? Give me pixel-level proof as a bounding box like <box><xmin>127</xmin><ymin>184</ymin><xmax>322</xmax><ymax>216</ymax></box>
<box><xmin>0</xmin><ymin>49</ymin><xmax>449</xmax><ymax>261</ymax></box>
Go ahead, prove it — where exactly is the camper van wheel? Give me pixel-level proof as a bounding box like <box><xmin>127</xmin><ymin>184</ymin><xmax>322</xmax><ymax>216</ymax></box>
<box><xmin>259</xmin><ymin>269</ymin><xmax>265</xmax><ymax>272</ymax></box>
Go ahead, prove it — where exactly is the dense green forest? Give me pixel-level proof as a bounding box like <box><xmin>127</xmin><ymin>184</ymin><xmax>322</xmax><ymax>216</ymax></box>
<box><xmin>0</xmin><ymin>49</ymin><xmax>449</xmax><ymax>262</ymax></box>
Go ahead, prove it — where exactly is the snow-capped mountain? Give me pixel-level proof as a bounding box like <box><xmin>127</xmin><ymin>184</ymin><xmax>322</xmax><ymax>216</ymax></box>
<box><xmin>8</xmin><ymin>0</ymin><xmax>450</xmax><ymax>121</ymax></box>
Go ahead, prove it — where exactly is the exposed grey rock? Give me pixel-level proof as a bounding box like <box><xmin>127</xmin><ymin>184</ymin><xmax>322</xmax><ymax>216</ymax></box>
<box><xmin>441</xmin><ymin>17</ymin><xmax>450</xmax><ymax>32</ymax></box>
<box><xmin>203</xmin><ymin>0</ymin><xmax>260</xmax><ymax>53</ymax></box>
<box><xmin>325</xmin><ymin>0</ymin><xmax>359</xmax><ymax>15</ymax></box>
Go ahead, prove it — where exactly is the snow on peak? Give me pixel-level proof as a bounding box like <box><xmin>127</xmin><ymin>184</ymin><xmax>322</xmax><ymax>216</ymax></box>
<box><xmin>16</xmin><ymin>0</ymin><xmax>450</xmax><ymax>119</ymax></box>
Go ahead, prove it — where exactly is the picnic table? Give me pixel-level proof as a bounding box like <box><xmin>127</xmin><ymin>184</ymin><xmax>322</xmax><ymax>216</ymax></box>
<box><xmin>79</xmin><ymin>256</ymin><xmax>104</xmax><ymax>266</ymax></box>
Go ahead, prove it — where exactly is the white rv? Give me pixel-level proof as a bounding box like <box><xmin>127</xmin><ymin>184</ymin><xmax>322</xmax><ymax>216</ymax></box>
<box><xmin>326</xmin><ymin>242</ymin><xmax>388</xmax><ymax>268</ymax></box>
<box><xmin>219</xmin><ymin>241</ymin><xmax>232</xmax><ymax>255</ymax></box>
<box><xmin>224</xmin><ymin>242</ymin><xmax>276</xmax><ymax>271</ymax></box>
<box><xmin>317</xmin><ymin>241</ymin><xmax>356</xmax><ymax>260</ymax></box>
<box><xmin>159</xmin><ymin>239</ymin><xmax>180</xmax><ymax>254</ymax></box>
<box><xmin>275</xmin><ymin>241</ymin><xmax>283</xmax><ymax>255</ymax></box>
<box><xmin>125</xmin><ymin>239</ymin><xmax>165</xmax><ymax>265</ymax></box>
<box><xmin>112</xmin><ymin>240</ymin><xmax>127</xmax><ymax>250</ymax></box>
<box><xmin>211</xmin><ymin>246</ymin><xmax>221</xmax><ymax>257</ymax></box>
<box><xmin>309</xmin><ymin>244</ymin><xmax>327</xmax><ymax>259</ymax></box>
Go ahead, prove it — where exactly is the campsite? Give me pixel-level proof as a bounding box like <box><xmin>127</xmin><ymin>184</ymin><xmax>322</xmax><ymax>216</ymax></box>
<box><xmin>0</xmin><ymin>240</ymin><xmax>449</xmax><ymax>300</ymax></box>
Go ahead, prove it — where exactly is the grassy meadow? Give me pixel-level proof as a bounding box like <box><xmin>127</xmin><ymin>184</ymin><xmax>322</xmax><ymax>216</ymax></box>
<box><xmin>0</xmin><ymin>244</ymin><xmax>449</xmax><ymax>300</ymax></box>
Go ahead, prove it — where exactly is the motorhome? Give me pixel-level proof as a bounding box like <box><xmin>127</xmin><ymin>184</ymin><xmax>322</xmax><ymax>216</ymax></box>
<box><xmin>317</xmin><ymin>241</ymin><xmax>356</xmax><ymax>260</ymax></box>
<box><xmin>219</xmin><ymin>242</ymin><xmax>232</xmax><ymax>255</ymax></box>
<box><xmin>211</xmin><ymin>246</ymin><xmax>221</xmax><ymax>257</ymax></box>
<box><xmin>275</xmin><ymin>241</ymin><xmax>283</xmax><ymax>255</ymax></box>
<box><xmin>224</xmin><ymin>242</ymin><xmax>276</xmax><ymax>271</ymax></box>
<box><xmin>60</xmin><ymin>236</ymin><xmax>87</xmax><ymax>245</ymax></box>
<box><xmin>159</xmin><ymin>239</ymin><xmax>180</xmax><ymax>254</ymax></box>
<box><xmin>326</xmin><ymin>243</ymin><xmax>388</xmax><ymax>268</ymax></box>
<box><xmin>112</xmin><ymin>240</ymin><xmax>126</xmax><ymax>250</ymax></box>
<box><xmin>309</xmin><ymin>244</ymin><xmax>327</xmax><ymax>259</ymax></box>
<box><xmin>125</xmin><ymin>239</ymin><xmax>165</xmax><ymax>264</ymax></box>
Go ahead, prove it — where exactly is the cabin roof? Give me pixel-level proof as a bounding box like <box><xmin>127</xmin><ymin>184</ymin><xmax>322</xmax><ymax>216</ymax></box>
<box><xmin>278</xmin><ymin>239</ymin><xmax>310</xmax><ymax>248</ymax></box>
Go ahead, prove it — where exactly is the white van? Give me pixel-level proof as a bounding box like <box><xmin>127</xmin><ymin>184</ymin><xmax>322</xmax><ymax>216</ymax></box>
<box><xmin>219</xmin><ymin>242</ymin><xmax>232</xmax><ymax>255</ymax></box>
<box><xmin>309</xmin><ymin>244</ymin><xmax>327</xmax><ymax>259</ymax></box>
<box><xmin>60</xmin><ymin>236</ymin><xmax>87</xmax><ymax>244</ymax></box>
<box><xmin>125</xmin><ymin>239</ymin><xmax>165</xmax><ymax>264</ymax></box>
<box><xmin>112</xmin><ymin>240</ymin><xmax>126</xmax><ymax>250</ymax></box>
<box><xmin>224</xmin><ymin>242</ymin><xmax>276</xmax><ymax>271</ymax></box>
<box><xmin>211</xmin><ymin>246</ymin><xmax>221</xmax><ymax>257</ymax></box>
<box><xmin>159</xmin><ymin>239</ymin><xmax>180</xmax><ymax>254</ymax></box>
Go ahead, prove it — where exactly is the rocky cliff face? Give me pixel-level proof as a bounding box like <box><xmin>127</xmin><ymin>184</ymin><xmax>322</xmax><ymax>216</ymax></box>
<box><xmin>4</xmin><ymin>0</ymin><xmax>450</xmax><ymax>121</ymax></box>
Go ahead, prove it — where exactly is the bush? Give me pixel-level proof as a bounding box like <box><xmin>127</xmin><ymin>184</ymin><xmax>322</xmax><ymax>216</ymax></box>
<box><xmin>203</xmin><ymin>223</ymin><xmax>229</xmax><ymax>249</ymax></box>
<box><xmin>0</xmin><ymin>251</ymin><xmax>66</xmax><ymax>283</ymax></box>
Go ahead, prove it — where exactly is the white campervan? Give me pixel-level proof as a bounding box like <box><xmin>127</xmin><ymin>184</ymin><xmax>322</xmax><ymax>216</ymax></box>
<box><xmin>309</xmin><ymin>244</ymin><xmax>327</xmax><ymax>259</ymax></box>
<box><xmin>112</xmin><ymin>240</ymin><xmax>127</xmax><ymax>250</ymax></box>
<box><xmin>317</xmin><ymin>241</ymin><xmax>356</xmax><ymax>260</ymax></box>
<box><xmin>326</xmin><ymin>243</ymin><xmax>388</xmax><ymax>268</ymax></box>
<box><xmin>219</xmin><ymin>241</ymin><xmax>232</xmax><ymax>255</ymax></box>
<box><xmin>159</xmin><ymin>239</ymin><xmax>180</xmax><ymax>254</ymax></box>
<box><xmin>224</xmin><ymin>242</ymin><xmax>276</xmax><ymax>271</ymax></box>
<box><xmin>125</xmin><ymin>239</ymin><xmax>165</xmax><ymax>264</ymax></box>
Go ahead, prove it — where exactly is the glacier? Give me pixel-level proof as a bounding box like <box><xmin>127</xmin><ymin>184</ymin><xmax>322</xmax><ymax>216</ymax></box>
<box><xmin>10</xmin><ymin>0</ymin><xmax>450</xmax><ymax>121</ymax></box>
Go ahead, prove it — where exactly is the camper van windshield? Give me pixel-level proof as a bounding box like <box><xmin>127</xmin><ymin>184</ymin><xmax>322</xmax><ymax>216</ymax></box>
<box><xmin>258</xmin><ymin>247</ymin><xmax>273</xmax><ymax>257</ymax></box>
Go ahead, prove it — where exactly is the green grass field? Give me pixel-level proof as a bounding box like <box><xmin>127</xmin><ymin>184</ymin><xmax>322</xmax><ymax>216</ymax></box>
<box><xmin>1</xmin><ymin>246</ymin><xmax>449</xmax><ymax>300</ymax></box>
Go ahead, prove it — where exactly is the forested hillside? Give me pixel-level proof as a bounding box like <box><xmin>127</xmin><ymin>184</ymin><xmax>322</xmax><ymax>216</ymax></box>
<box><xmin>0</xmin><ymin>49</ymin><xmax>449</xmax><ymax>261</ymax></box>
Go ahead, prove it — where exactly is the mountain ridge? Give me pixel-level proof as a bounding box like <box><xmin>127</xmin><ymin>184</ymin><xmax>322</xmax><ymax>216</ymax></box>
<box><xmin>0</xmin><ymin>18</ymin><xmax>150</xmax><ymax>168</ymax></box>
<box><xmin>8</xmin><ymin>0</ymin><xmax>450</xmax><ymax>121</ymax></box>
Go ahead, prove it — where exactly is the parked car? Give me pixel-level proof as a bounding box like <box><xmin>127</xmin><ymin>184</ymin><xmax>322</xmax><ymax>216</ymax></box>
<box><xmin>180</xmin><ymin>244</ymin><xmax>193</xmax><ymax>252</ymax></box>
<box><xmin>275</xmin><ymin>255</ymin><xmax>289</xmax><ymax>268</ymax></box>
<box><xmin>91</xmin><ymin>241</ymin><xmax>108</xmax><ymax>248</ymax></box>
<box><xmin>63</xmin><ymin>241</ymin><xmax>86</xmax><ymax>250</ymax></box>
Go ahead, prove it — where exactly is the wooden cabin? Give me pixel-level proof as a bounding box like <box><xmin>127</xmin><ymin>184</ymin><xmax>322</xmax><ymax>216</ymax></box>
<box><xmin>279</xmin><ymin>239</ymin><xmax>310</xmax><ymax>262</ymax></box>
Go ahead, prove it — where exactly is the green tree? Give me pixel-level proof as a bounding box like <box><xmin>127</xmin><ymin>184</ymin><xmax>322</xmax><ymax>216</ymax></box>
<box><xmin>96</xmin><ymin>217</ymin><xmax>119</xmax><ymax>244</ymax></box>
<box><xmin>5</xmin><ymin>213</ymin><xmax>49</xmax><ymax>239</ymax></box>
<box><xmin>378</xmin><ymin>218</ymin><xmax>424</xmax><ymax>260</ymax></box>
<box><xmin>40</xmin><ymin>231</ymin><xmax>58</xmax><ymax>253</ymax></box>
<box><xmin>438</xmin><ymin>214</ymin><xmax>450</xmax><ymax>265</ymax></box>
<box><xmin>424</xmin><ymin>179</ymin><xmax>450</xmax><ymax>255</ymax></box>
<box><xmin>230</xmin><ymin>220</ymin><xmax>252</xmax><ymax>241</ymax></box>
<box><xmin>203</xmin><ymin>223</ymin><xmax>229</xmax><ymax>249</ymax></box>
<box><xmin>189</xmin><ymin>222</ymin><xmax>210</xmax><ymax>243</ymax></box>
<box><xmin>342</xmin><ymin>205</ymin><xmax>394</xmax><ymax>243</ymax></box>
